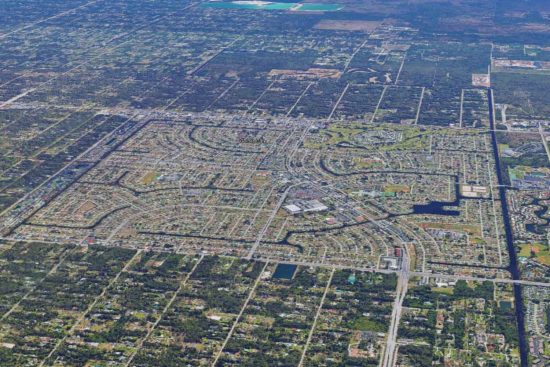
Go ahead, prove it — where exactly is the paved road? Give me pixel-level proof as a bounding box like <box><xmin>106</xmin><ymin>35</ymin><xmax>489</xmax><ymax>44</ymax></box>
<box><xmin>381</xmin><ymin>249</ymin><xmax>410</xmax><ymax>367</ymax></box>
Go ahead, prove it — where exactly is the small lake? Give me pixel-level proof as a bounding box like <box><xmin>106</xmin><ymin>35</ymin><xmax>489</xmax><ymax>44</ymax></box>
<box><xmin>412</xmin><ymin>202</ymin><xmax>460</xmax><ymax>216</ymax></box>
<box><xmin>272</xmin><ymin>263</ymin><xmax>298</xmax><ymax>279</ymax></box>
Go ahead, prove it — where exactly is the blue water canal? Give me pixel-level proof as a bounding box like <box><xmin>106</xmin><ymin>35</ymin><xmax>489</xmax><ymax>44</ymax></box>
<box><xmin>488</xmin><ymin>88</ymin><xmax>528</xmax><ymax>367</ymax></box>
